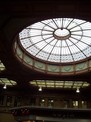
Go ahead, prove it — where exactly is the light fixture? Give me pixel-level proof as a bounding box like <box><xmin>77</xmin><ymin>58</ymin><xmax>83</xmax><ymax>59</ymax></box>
<box><xmin>30</xmin><ymin>80</ymin><xmax>89</xmax><ymax>89</ymax></box>
<box><xmin>76</xmin><ymin>88</ymin><xmax>80</xmax><ymax>93</ymax></box>
<box><xmin>42</xmin><ymin>99</ymin><xmax>45</xmax><ymax>102</ymax></box>
<box><xmin>39</xmin><ymin>87</ymin><xmax>42</xmax><ymax>91</ymax></box>
<box><xmin>51</xmin><ymin>100</ymin><xmax>54</xmax><ymax>103</ymax></box>
<box><xmin>0</xmin><ymin>78</ymin><xmax>17</xmax><ymax>86</ymax></box>
<box><xmin>3</xmin><ymin>84</ymin><xmax>7</xmax><ymax>89</ymax></box>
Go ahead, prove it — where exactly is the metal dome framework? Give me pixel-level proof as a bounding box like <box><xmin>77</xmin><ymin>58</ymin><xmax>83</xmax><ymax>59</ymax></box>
<box><xmin>19</xmin><ymin>18</ymin><xmax>91</xmax><ymax>63</ymax></box>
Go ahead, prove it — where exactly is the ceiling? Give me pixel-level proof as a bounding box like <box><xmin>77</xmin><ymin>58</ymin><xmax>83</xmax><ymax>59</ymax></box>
<box><xmin>0</xmin><ymin>0</ymin><xmax>91</xmax><ymax>89</ymax></box>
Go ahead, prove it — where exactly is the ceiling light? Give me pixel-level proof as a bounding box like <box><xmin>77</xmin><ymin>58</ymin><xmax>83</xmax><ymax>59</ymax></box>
<box><xmin>76</xmin><ymin>88</ymin><xmax>80</xmax><ymax>93</ymax></box>
<box><xmin>3</xmin><ymin>84</ymin><xmax>7</xmax><ymax>89</ymax></box>
<box><xmin>30</xmin><ymin>80</ymin><xmax>89</xmax><ymax>89</ymax></box>
<box><xmin>39</xmin><ymin>87</ymin><xmax>42</xmax><ymax>91</ymax></box>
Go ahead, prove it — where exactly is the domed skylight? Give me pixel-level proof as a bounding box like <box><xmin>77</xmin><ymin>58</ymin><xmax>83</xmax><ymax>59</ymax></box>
<box><xmin>19</xmin><ymin>18</ymin><xmax>91</xmax><ymax>63</ymax></box>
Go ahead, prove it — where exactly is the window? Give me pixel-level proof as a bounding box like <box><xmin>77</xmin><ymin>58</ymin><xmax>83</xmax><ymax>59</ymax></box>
<box><xmin>40</xmin><ymin>98</ymin><xmax>45</xmax><ymax>107</ymax></box>
<box><xmin>73</xmin><ymin>101</ymin><xmax>78</xmax><ymax>108</ymax></box>
<box><xmin>48</xmin><ymin>99</ymin><xmax>54</xmax><ymax>107</ymax></box>
<box><xmin>6</xmin><ymin>96</ymin><xmax>12</xmax><ymax>107</ymax></box>
<box><xmin>82</xmin><ymin>101</ymin><xmax>87</xmax><ymax>108</ymax></box>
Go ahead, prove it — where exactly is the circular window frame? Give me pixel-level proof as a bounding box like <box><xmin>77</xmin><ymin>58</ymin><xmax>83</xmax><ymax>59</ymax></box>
<box><xmin>18</xmin><ymin>18</ymin><xmax>91</xmax><ymax>64</ymax></box>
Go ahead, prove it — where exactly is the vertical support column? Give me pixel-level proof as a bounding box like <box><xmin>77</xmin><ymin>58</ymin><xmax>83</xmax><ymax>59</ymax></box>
<box><xmin>45</xmin><ymin>98</ymin><xmax>48</xmax><ymax>107</ymax></box>
<box><xmin>78</xmin><ymin>100</ymin><xmax>82</xmax><ymax>108</ymax></box>
<box><xmin>87</xmin><ymin>100</ymin><xmax>91</xmax><ymax>108</ymax></box>
<box><xmin>36</xmin><ymin>97</ymin><xmax>40</xmax><ymax>106</ymax></box>
<box><xmin>12</xmin><ymin>96</ymin><xmax>15</xmax><ymax>107</ymax></box>
<box><xmin>69</xmin><ymin>99</ymin><xmax>73</xmax><ymax>108</ymax></box>
<box><xmin>3</xmin><ymin>95</ymin><xmax>7</xmax><ymax>106</ymax></box>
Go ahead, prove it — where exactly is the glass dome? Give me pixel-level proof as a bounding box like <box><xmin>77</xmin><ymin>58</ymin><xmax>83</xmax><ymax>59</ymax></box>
<box><xmin>19</xmin><ymin>18</ymin><xmax>91</xmax><ymax>63</ymax></box>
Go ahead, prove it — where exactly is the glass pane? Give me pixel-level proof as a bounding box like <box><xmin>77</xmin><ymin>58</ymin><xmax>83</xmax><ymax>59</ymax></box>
<box><xmin>30</xmin><ymin>80</ymin><xmax>89</xmax><ymax>89</ymax></box>
<box><xmin>19</xmin><ymin>18</ymin><xmax>91</xmax><ymax>63</ymax></box>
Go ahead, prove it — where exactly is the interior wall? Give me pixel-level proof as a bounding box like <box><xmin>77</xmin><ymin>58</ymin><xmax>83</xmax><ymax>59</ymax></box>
<box><xmin>0</xmin><ymin>113</ymin><xmax>17</xmax><ymax>122</ymax></box>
